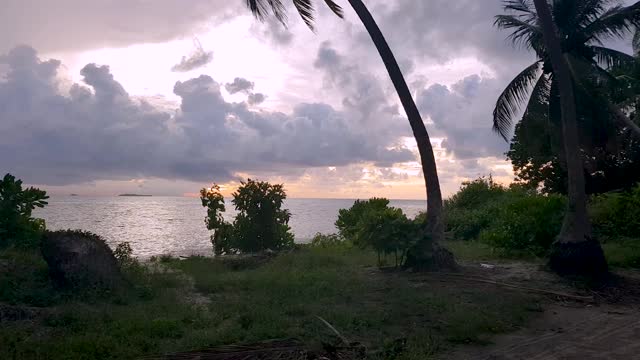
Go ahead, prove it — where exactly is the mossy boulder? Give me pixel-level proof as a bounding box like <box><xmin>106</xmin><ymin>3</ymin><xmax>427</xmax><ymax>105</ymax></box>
<box><xmin>41</xmin><ymin>230</ymin><xmax>123</xmax><ymax>290</ymax></box>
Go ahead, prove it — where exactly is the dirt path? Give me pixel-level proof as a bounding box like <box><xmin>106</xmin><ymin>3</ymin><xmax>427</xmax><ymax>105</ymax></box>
<box><xmin>439</xmin><ymin>264</ymin><xmax>640</xmax><ymax>360</ymax></box>
<box><xmin>444</xmin><ymin>303</ymin><xmax>640</xmax><ymax>359</ymax></box>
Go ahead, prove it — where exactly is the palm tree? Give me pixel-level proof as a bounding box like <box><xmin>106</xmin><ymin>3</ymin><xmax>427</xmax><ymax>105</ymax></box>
<box><xmin>493</xmin><ymin>0</ymin><xmax>640</xmax><ymax>141</ymax></box>
<box><xmin>245</xmin><ymin>0</ymin><xmax>455</xmax><ymax>270</ymax></box>
<box><xmin>494</xmin><ymin>0</ymin><xmax>640</xmax><ymax>275</ymax></box>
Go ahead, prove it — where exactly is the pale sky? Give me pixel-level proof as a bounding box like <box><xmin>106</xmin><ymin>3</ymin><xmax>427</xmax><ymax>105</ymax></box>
<box><xmin>0</xmin><ymin>0</ymin><xmax>546</xmax><ymax>199</ymax></box>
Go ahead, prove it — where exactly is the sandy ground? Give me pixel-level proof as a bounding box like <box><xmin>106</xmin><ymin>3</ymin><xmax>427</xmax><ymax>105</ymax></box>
<box><xmin>439</xmin><ymin>264</ymin><xmax>640</xmax><ymax>360</ymax></box>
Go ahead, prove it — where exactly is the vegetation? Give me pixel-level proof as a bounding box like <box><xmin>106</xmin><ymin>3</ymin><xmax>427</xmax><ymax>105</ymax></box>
<box><xmin>444</xmin><ymin>176</ymin><xmax>640</xmax><ymax>266</ymax></box>
<box><xmin>243</xmin><ymin>0</ymin><xmax>453</xmax><ymax>269</ymax></box>
<box><xmin>336</xmin><ymin>198</ymin><xmax>422</xmax><ymax>267</ymax></box>
<box><xmin>0</xmin><ymin>245</ymin><xmax>538</xmax><ymax>359</ymax></box>
<box><xmin>200</xmin><ymin>179</ymin><xmax>294</xmax><ymax>254</ymax></box>
<box><xmin>0</xmin><ymin>173</ymin><xmax>48</xmax><ymax>249</ymax></box>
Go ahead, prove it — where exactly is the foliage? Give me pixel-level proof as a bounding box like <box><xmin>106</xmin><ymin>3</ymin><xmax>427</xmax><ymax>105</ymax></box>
<box><xmin>310</xmin><ymin>232</ymin><xmax>347</xmax><ymax>249</ymax></box>
<box><xmin>477</xmin><ymin>194</ymin><xmax>566</xmax><ymax>256</ymax></box>
<box><xmin>336</xmin><ymin>198</ymin><xmax>420</xmax><ymax>267</ymax></box>
<box><xmin>590</xmin><ymin>184</ymin><xmax>640</xmax><ymax>239</ymax></box>
<box><xmin>445</xmin><ymin>177</ymin><xmax>566</xmax><ymax>256</ymax></box>
<box><xmin>114</xmin><ymin>242</ymin><xmax>137</xmax><ymax>269</ymax></box>
<box><xmin>335</xmin><ymin>198</ymin><xmax>390</xmax><ymax>243</ymax></box>
<box><xmin>444</xmin><ymin>177</ymin><xmax>509</xmax><ymax>240</ymax></box>
<box><xmin>0</xmin><ymin>174</ymin><xmax>49</xmax><ymax>248</ymax></box>
<box><xmin>200</xmin><ymin>179</ymin><xmax>294</xmax><ymax>254</ymax></box>
<box><xmin>495</xmin><ymin>0</ymin><xmax>640</xmax><ymax>195</ymax></box>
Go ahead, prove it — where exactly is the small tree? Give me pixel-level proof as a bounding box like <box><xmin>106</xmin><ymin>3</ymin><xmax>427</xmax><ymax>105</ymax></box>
<box><xmin>200</xmin><ymin>179</ymin><xmax>294</xmax><ymax>254</ymax></box>
<box><xmin>336</xmin><ymin>198</ymin><xmax>419</xmax><ymax>267</ymax></box>
<box><xmin>0</xmin><ymin>174</ymin><xmax>48</xmax><ymax>248</ymax></box>
<box><xmin>336</xmin><ymin>198</ymin><xmax>390</xmax><ymax>246</ymax></box>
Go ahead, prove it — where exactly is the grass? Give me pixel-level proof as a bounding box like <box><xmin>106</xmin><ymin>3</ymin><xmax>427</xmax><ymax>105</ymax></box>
<box><xmin>0</xmin><ymin>245</ymin><xmax>538</xmax><ymax>359</ymax></box>
<box><xmin>444</xmin><ymin>238</ymin><xmax>640</xmax><ymax>269</ymax></box>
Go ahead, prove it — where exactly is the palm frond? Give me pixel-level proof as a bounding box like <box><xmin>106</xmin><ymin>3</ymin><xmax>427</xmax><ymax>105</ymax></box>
<box><xmin>493</xmin><ymin>61</ymin><xmax>543</xmax><ymax>141</ymax></box>
<box><xmin>584</xmin><ymin>2</ymin><xmax>640</xmax><ymax>42</ymax></box>
<box><xmin>591</xmin><ymin>46</ymin><xmax>637</xmax><ymax>69</ymax></box>
<box><xmin>292</xmin><ymin>0</ymin><xmax>316</xmax><ymax>31</ymax></box>
<box><xmin>575</xmin><ymin>0</ymin><xmax>610</xmax><ymax>27</ymax></box>
<box><xmin>495</xmin><ymin>14</ymin><xmax>544</xmax><ymax>51</ymax></box>
<box><xmin>503</xmin><ymin>0</ymin><xmax>537</xmax><ymax>21</ymax></box>
<box><xmin>633</xmin><ymin>28</ymin><xmax>640</xmax><ymax>56</ymax></box>
<box><xmin>245</xmin><ymin>0</ymin><xmax>288</xmax><ymax>25</ymax></box>
<box><xmin>324</xmin><ymin>0</ymin><xmax>344</xmax><ymax>18</ymax></box>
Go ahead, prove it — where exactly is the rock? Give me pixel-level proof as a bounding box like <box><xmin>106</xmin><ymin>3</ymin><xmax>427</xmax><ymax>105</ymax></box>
<box><xmin>41</xmin><ymin>230</ymin><xmax>123</xmax><ymax>290</ymax></box>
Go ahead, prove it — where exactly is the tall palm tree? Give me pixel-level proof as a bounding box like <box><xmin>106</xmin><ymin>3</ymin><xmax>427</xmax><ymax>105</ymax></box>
<box><xmin>245</xmin><ymin>0</ymin><xmax>455</xmax><ymax>270</ymax></box>
<box><xmin>530</xmin><ymin>0</ymin><xmax>607</xmax><ymax>276</ymax></box>
<box><xmin>493</xmin><ymin>0</ymin><xmax>640</xmax><ymax>141</ymax></box>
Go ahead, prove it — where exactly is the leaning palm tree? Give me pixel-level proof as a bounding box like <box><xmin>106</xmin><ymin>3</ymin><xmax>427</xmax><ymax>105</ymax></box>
<box><xmin>245</xmin><ymin>0</ymin><xmax>455</xmax><ymax>270</ymax></box>
<box><xmin>529</xmin><ymin>0</ymin><xmax>607</xmax><ymax>276</ymax></box>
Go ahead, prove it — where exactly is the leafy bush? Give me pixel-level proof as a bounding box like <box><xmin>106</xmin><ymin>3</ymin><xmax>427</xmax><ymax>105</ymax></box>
<box><xmin>590</xmin><ymin>184</ymin><xmax>640</xmax><ymax>240</ymax></box>
<box><xmin>335</xmin><ymin>198</ymin><xmax>420</xmax><ymax>266</ymax></box>
<box><xmin>310</xmin><ymin>233</ymin><xmax>347</xmax><ymax>248</ymax></box>
<box><xmin>444</xmin><ymin>176</ymin><xmax>566</xmax><ymax>256</ymax></box>
<box><xmin>0</xmin><ymin>174</ymin><xmax>48</xmax><ymax>248</ymax></box>
<box><xmin>444</xmin><ymin>177</ymin><xmax>508</xmax><ymax>240</ymax></box>
<box><xmin>201</xmin><ymin>179</ymin><xmax>294</xmax><ymax>254</ymax></box>
<box><xmin>114</xmin><ymin>242</ymin><xmax>137</xmax><ymax>269</ymax></box>
<box><xmin>336</xmin><ymin>198</ymin><xmax>390</xmax><ymax>244</ymax></box>
<box><xmin>477</xmin><ymin>194</ymin><xmax>565</xmax><ymax>256</ymax></box>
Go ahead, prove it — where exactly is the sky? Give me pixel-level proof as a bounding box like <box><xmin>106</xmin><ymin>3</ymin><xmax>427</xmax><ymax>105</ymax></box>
<box><xmin>0</xmin><ymin>0</ymin><xmax>603</xmax><ymax>199</ymax></box>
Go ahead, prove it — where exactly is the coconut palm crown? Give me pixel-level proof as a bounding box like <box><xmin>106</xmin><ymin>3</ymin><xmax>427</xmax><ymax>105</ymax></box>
<box><xmin>493</xmin><ymin>0</ymin><xmax>640</xmax><ymax>141</ymax></box>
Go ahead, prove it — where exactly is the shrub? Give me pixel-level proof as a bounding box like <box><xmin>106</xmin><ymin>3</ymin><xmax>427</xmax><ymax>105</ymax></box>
<box><xmin>0</xmin><ymin>174</ymin><xmax>48</xmax><ymax>248</ymax></box>
<box><xmin>201</xmin><ymin>179</ymin><xmax>294</xmax><ymax>254</ymax></box>
<box><xmin>114</xmin><ymin>242</ymin><xmax>137</xmax><ymax>269</ymax></box>
<box><xmin>310</xmin><ymin>233</ymin><xmax>346</xmax><ymax>248</ymax></box>
<box><xmin>590</xmin><ymin>184</ymin><xmax>640</xmax><ymax>240</ymax></box>
<box><xmin>444</xmin><ymin>176</ymin><xmax>566</xmax><ymax>256</ymax></box>
<box><xmin>335</xmin><ymin>198</ymin><xmax>390</xmax><ymax>245</ymax></box>
<box><xmin>335</xmin><ymin>198</ymin><xmax>419</xmax><ymax>266</ymax></box>
<box><xmin>477</xmin><ymin>194</ymin><xmax>565</xmax><ymax>256</ymax></box>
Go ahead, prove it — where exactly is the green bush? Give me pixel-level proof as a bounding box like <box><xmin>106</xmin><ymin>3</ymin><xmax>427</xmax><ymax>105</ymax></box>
<box><xmin>444</xmin><ymin>177</ymin><xmax>566</xmax><ymax>256</ymax></box>
<box><xmin>335</xmin><ymin>198</ymin><xmax>420</xmax><ymax>266</ymax></box>
<box><xmin>336</xmin><ymin>198</ymin><xmax>390</xmax><ymax>243</ymax></box>
<box><xmin>590</xmin><ymin>184</ymin><xmax>640</xmax><ymax>240</ymax></box>
<box><xmin>310</xmin><ymin>233</ymin><xmax>347</xmax><ymax>248</ymax></box>
<box><xmin>0</xmin><ymin>174</ymin><xmax>48</xmax><ymax>248</ymax></box>
<box><xmin>477</xmin><ymin>194</ymin><xmax>565</xmax><ymax>256</ymax></box>
<box><xmin>444</xmin><ymin>177</ymin><xmax>508</xmax><ymax>240</ymax></box>
<box><xmin>201</xmin><ymin>179</ymin><xmax>294</xmax><ymax>254</ymax></box>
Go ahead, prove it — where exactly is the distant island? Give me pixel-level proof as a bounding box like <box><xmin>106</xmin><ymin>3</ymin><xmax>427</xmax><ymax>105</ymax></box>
<box><xmin>70</xmin><ymin>194</ymin><xmax>79</xmax><ymax>196</ymax></box>
<box><xmin>118</xmin><ymin>194</ymin><xmax>153</xmax><ymax>197</ymax></box>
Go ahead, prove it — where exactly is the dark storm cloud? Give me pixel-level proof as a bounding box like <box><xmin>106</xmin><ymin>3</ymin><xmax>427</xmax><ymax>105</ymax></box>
<box><xmin>0</xmin><ymin>46</ymin><xmax>414</xmax><ymax>186</ymax></box>
<box><xmin>224</xmin><ymin>77</ymin><xmax>255</xmax><ymax>94</ymax></box>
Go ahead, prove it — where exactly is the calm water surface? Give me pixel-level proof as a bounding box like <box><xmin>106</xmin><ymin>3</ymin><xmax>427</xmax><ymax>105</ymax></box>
<box><xmin>35</xmin><ymin>197</ymin><xmax>426</xmax><ymax>258</ymax></box>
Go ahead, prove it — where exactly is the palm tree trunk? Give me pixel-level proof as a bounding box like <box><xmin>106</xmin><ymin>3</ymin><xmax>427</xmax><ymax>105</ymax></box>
<box><xmin>347</xmin><ymin>0</ymin><xmax>455</xmax><ymax>271</ymax></box>
<box><xmin>532</xmin><ymin>0</ymin><xmax>607</xmax><ymax>276</ymax></box>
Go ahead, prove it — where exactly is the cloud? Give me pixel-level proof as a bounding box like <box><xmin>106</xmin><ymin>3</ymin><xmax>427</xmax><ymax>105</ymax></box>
<box><xmin>0</xmin><ymin>0</ymin><xmax>242</xmax><ymax>53</ymax></box>
<box><xmin>171</xmin><ymin>40</ymin><xmax>213</xmax><ymax>72</ymax></box>
<box><xmin>248</xmin><ymin>92</ymin><xmax>266</xmax><ymax>105</ymax></box>
<box><xmin>0</xmin><ymin>46</ymin><xmax>414</xmax><ymax>186</ymax></box>
<box><xmin>416</xmin><ymin>74</ymin><xmax>509</xmax><ymax>159</ymax></box>
<box><xmin>225</xmin><ymin>77</ymin><xmax>254</xmax><ymax>94</ymax></box>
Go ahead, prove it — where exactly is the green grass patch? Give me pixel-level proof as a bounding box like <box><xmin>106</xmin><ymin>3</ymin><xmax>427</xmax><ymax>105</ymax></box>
<box><xmin>602</xmin><ymin>239</ymin><xmax>640</xmax><ymax>268</ymax></box>
<box><xmin>1</xmin><ymin>246</ymin><xmax>538</xmax><ymax>359</ymax></box>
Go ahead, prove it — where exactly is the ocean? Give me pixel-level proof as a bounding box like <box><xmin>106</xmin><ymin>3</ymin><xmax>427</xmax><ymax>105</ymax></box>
<box><xmin>34</xmin><ymin>197</ymin><xmax>427</xmax><ymax>258</ymax></box>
